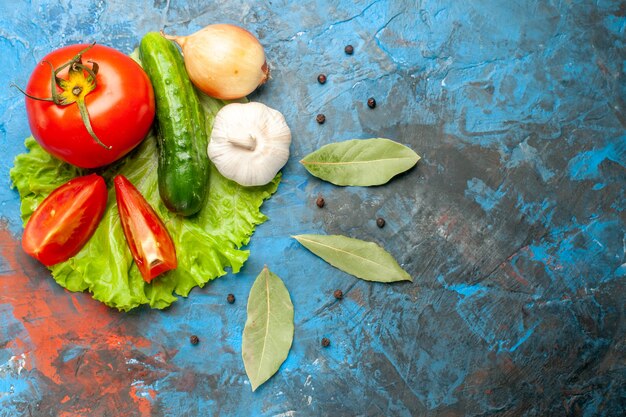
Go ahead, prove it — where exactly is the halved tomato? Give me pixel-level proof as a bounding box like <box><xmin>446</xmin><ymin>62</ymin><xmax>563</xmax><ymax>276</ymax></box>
<box><xmin>22</xmin><ymin>173</ymin><xmax>108</xmax><ymax>266</ymax></box>
<box><xmin>114</xmin><ymin>175</ymin><xmax>177</xmax><ymax>282</ymax></box>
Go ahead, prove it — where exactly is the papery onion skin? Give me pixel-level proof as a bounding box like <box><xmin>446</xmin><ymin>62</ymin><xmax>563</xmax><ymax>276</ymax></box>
<box><xmin>163</xmin><ymin>24</ymin><xmax>269</xmax><ymax>100</ymax></box>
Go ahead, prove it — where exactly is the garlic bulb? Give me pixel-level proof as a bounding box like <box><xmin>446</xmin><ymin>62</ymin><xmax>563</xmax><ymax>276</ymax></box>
<box><xmin>208</xmin><ymin>102</ymin><xmax>291</xmax><ymax>186</ymax></box>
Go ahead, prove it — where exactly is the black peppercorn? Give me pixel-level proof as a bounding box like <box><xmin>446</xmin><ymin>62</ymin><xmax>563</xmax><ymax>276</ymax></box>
<box><xmin>367</xmin><ymin>97</ymin><xmax>376</xmax><ymax>108</ymax></box>
<box><xmin>321</xmin><ymin>337</ymin><xmax>331</xmax><ymax>347</ymax></box>
<box><xmin>227</xmin><ymin>294</ymin><xmax>235</xmax><ymax>304</ymax></box>
<box><xmin>317</xmin><ymin>74</ymin><xmax>327</xmax><ymax>84</ymax></box>
<box><xmin>316</xmin><ymin>196</ymin><xmax>325</xmax><ymax>208</ymax></box>
<box><xmin>344</xmin><ymin>44</ymin><xmax>354</xmax><ymax>55</ymax></box>
<box><xmin>316</xmin><ymin>114</ymin><xmax>326</xmax><ymax>124</ymax></box>
<box><xmin>333</xmin><ymin>289</ymin><xmax>343</xmax><ymax>299</ymax></box>
<box><xmin>190</xmin><ymin>335</ymin><xmax>199</xmax><ymax>345</ymax></box>
<box><xmin>376</xmin><ymin>217</ymin><xmax>386</xmax><ymax>228</ymax></box>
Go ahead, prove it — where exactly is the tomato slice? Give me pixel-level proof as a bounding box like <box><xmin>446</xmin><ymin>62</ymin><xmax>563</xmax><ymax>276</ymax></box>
<box><xmin>22</xmin><ymin>173</ymin><xmax>108</xmax><ymax>266</ymax></box>
<box><xmin>114</xmin><ymin>175</ymin><xmax>177</xmax><ymax>282</ymax></box>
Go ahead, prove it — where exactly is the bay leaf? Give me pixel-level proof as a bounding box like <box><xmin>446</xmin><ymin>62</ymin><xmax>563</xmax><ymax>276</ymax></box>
<box><xmin>242</xmin><ymin>266</ymin><xmax>294</xmax><ymax>391</ymax></box>
<box><xmin>300</xmin><ymin>138</ymin><xmax>420</xmax><ymax>186</ymax></box>
<box><xmin>293</xmin><ymin>234</ymin><xmax>412</xmax><ymax>283</ymax></box>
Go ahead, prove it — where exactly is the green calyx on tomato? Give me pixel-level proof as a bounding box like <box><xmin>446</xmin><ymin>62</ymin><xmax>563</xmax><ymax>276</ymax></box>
<box><xmin>14</xmin><ymin>43</ymin><xmax>111</xmax><ymax>150</ymax></box>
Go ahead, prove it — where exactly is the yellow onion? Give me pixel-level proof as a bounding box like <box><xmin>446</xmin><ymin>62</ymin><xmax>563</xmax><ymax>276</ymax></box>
<box><xmin>162</xmin><ymin>24</ymin><xmax>269</xmax><ymax>100</ymax></box>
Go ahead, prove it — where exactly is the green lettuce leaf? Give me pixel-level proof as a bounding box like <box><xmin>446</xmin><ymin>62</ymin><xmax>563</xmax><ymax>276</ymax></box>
<box><xmin>10</xmin><ymin>95</ymin><xmax>280</xmax><ymax>311</ymax></box>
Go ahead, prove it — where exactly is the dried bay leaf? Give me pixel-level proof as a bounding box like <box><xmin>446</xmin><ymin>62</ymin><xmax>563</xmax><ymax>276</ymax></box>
<box><xmin>300</xmin><ymin>138</ymin><xmax>420</xmax><ymax>186</ymax></box>
<box><xmin>293</xmin><ymin>234</ymin><xmax>412</xmax><ymax>283</ymax></box>
<box><xmin>242</xmin><ymin>266</ymin><xmax>294</xmax><ymax>391</ymax></box>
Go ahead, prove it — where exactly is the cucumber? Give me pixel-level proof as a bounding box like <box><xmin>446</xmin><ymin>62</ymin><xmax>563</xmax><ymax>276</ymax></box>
<box><xmin>139</xmin><ymin>32</ymin><xmax>209</xmax><ymax>216</ymax></box>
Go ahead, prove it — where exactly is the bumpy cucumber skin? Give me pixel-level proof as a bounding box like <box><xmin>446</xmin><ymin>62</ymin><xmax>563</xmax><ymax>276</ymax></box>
<box><xmin>139</xmin><ymin>32</ymin><xmax>209</xmax><ymax>216</ymax></box>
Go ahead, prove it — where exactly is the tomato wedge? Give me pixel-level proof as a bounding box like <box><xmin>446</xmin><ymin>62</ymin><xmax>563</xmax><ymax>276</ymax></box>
<box><xmin>114</xmin><ymin>175</ymin><xmax>177</xmax><ymax>282</ymax></box>
<box><xmin>22</xmin><ymin>173</ymin><xmax>108</xmax><ymax>266</ymax></box>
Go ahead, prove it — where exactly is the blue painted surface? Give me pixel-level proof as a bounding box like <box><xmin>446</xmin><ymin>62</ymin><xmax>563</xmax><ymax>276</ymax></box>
<box><xmin>1</xmin><ymin>0</ymin><xmax>625</xmax><ymax>416</ymax></box>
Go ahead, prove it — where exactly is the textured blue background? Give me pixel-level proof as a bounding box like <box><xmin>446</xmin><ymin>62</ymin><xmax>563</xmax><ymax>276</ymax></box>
<box><xmin>1</xmin><ymin>0</ymin><xmax>625</xmax><ymax>416</ymax></box>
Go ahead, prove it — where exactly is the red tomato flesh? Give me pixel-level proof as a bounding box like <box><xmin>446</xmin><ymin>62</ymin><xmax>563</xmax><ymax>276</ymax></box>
<box><xmin>22</xmin><ymin>174</ymin><xmax>108</xmax><ymax>266</ymax></box>
<box><xmin>25</xmin><ymin>44</ymin><xmax>155</xmax><ymax>168</ymax></box>
<box><xmin>114</xmin><ymin>175</ymin><xmax>177</xmax><ymax>282</ymax></box>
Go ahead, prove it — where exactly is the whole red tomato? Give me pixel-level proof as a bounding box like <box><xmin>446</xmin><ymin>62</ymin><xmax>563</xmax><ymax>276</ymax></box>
<box><xmin>22</xmin><ymin>173</ymin><xmax>108</xmax><ymax>266</ymax></box>
<box><xmin>25</xmin><ymin>44</ymin><xmax>155</xmax><ymax>168</ymax></box>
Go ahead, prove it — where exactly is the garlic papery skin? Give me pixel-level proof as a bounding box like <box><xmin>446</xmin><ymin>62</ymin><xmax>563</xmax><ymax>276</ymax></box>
<box><xmin>208</xmin><ymin>102</ymin><xmax>291</xmax><ymax>187</ymax></box>
<box><xmin>163</xmin><ymin>24</ymin><xmax>269</xmax><ymax>100</ymax></box>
